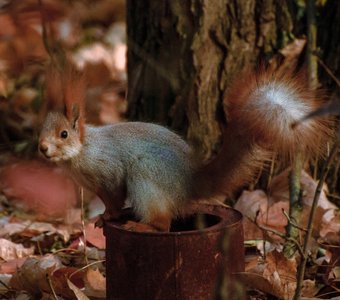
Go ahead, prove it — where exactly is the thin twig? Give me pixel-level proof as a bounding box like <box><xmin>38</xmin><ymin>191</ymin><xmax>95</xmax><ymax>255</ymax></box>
<box><xmin>293</xmin><ymin>1</ymin><xmax>320</xmax><ymax>297</ymax></box>
<box><xmin>0</xmin><ymin>279</ymin><xmax>10</xmax><ymax>290</ymax></box>
<box><xmin>283</xmin><ymin>151</ymin><xmax>303</xmax><ymax>258</ymax></box>
<box><xmin>52</xmin><ymin>248</ymin><xmax>81</xmax><ymax>255</ymax></box>
<box><xmin>313</xmin><ymin>157</ymin><xmax>318</xmax><ymax>180</ymax></box>
<box><xmin>326</xmin><ymin>192</ymin><xmax>340</xmax><ymax>201</ymax></box>
<box><xmin>36</xmin><ymin>240</ymin><xmax>43</xmax><ymax>256</ymax></box>
<box><xmin>316</xmin><ymin>55</ymin><xmax>340</xmax><ymax>87</ymax></box>
<box><xmin>257</xmin><ymin>224</ymin><xmax>286</xmax><ymax>238</ymax></box>
<box><xmin>257</xmin><ymin>224</ymin><xmax>306</xmax><ymax>259</ymax></box>
<box><xmin>306</xmin><ymin>0</ymin><xmax>318</xmax><ymax>89</ymax></box>
<box><xmin>293</xmin><ymin>139</ymin><xmax>339</xmax><ymax>300</ymax></box>
<box><xmin>69</xmin><ymin>259</ymin><xmax>106</xmax><ymax>279</ymax></box>
<box><xmin>282</xmin><ymin>209</ymin><xmax>307</xmax><ymax>232</ymax></box>
<box><xmin>80</xmin><ymin>187</ymin><xmax>88</xmax><ymax>265</ymax></box>
<box><xmin>266</xmin><ymin>154</ymin><xmax>276</xmax><ymax>190</ymax></box>
<box><xmin>46</xmin><ymin>273</ymin><xmax>59</xmax><ymax>300</ymax></box>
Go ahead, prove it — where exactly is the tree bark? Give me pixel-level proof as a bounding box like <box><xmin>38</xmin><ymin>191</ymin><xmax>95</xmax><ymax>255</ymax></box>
<box><xmin>126</xmin><ymin>0</ymin><xmax>295</xmax><ymax>158</ymax></box>
<box><xmin>318</xmin><ymin>0</ymin><xmax>340</xmax><ymax>90</ymax></box>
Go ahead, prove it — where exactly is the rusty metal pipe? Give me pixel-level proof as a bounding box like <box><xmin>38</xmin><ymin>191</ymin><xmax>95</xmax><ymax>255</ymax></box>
<box><xmin>104</xmin><ymin>204</ymin><xmax>245</xmax><ymax>300</ymax></box>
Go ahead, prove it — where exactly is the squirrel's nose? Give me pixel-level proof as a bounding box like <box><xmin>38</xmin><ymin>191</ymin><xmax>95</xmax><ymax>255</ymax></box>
<box><xmin>39</xmin><ymin>143</ymin><xmax>48</xmax><ymax>153</ymax></box>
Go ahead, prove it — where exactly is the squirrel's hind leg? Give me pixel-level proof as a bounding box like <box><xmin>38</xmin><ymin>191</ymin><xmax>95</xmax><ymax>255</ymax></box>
<box><xmin>126</xmin><ymin>179</ymin><xmax>174</xmax><ymax>232</ymax></box>
<box><xmin>142</xmin><ymin>211</ymin><xmax>172</xmax><ymax>231</ymax></box>
<box><xmin>95</xmin><ymin>187</ymin><xmax>126</xmax><ymax>227</ymax></box>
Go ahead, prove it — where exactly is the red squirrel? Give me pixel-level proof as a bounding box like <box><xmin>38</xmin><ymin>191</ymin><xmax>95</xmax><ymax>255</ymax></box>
<box><xmin>38</xmin><ymin>65</ymin><xmax>331</xmax><ymax>231</ymax></box>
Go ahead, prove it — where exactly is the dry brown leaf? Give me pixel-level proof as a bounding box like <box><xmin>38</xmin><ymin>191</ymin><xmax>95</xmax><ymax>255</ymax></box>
<box><xmin>279</xmin><ymin>38</ymin><xmax>306</xmax><ymax>60</ymax></box>
<box><xmin>330</xmin><ymin>266</ymin><xmax>340</xmax><ymax>280</ymax></box>
<box><xmin>0</xmin><ymin>219</ymin><xmax>76</xmax><ymax>243</ymax></box>
<box><xmin>320</xmin><ymin>210</ymin><xmax>340</xmax><ymax>239</ymax></box>
<box><xmin>85</xmin><ymin>222</ymin><xmax>105</xmax><ymax>249</ymax></box>
<box><xmin>235</xmin><ymin>271</ymin><xmax>281</xmax><ymax>298</ymax></box>
<box><xmin>269</xmin><ymin>169</ymin><xmax>335</xmax><ymax>210</ymax></box>
<box><xmin>242</xmin><ymin>249</ymin><xmax>297</xmax><ymax>299</ymax></box>
<box><xmin>235</xmin><ymin>190</ymin><xmax>287</xmax><ymax>241</ymax></box>
<box><xmin>234</xmin><ymin>190</ymin><xmax>268</xmax><ymax>221</ymax></box>
<box><xmin>0</xmin><ymin>160</ymin><xmax>78</xmax><ymax>220</ymax></box>
<box><xmin>300</xmin><ymin>279</ymin><xmax>320</xmax><ymax>298</ymax></box>
<box><xmin>83</xmin><ymin>268</ymin><xmax>106</xmax><ymax>298</ymax></box>
<box><xmin>235</xmin><ymin>169</ymin><xmax>337</xmax><ymax>241</ymax></box>
<box><xmin>262</xmin><ymin>250</ymin><xmax>297</xmax><ymax>299</ymax></box>
<box><xmin>50</xmin><ymin>267</ymin><xmax>85</xmax><ymax>298</ymax></box>
<box><xmin>63</xmin><ymin>208</ymin><xmax>82</xmax><ymax>226</ymax></box>
<box><xmin>10</xmin><ymin>255</ymin><xmax>62</xmax><ymax>296</ymax></box>
<box><xmin>67</xmin><ymin>279</ymin><xmax>90</xmax><ymax>300</ymax></box>
<box><xmin>0</xmin><ymin>239</ymin><xmax>34</xmax><ymax>261</ymax></box>
<box><xmin>272</xmin><ymin>38</ymin><xmax>306</xmax><ymax>73</ymax></box>
<box><xmin>0</xmin><ymin>257</ymin><xmax>27</xmax><ymax>274</ymax></box>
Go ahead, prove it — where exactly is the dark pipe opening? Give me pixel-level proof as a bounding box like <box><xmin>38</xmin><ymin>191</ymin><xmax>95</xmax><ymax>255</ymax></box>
<box><xmin>170</xmin><ymin>213</ymin><xmax>221</xmax><ymax>232</ymax></box>
<box><xmin>114</xmin><ymin>209</ymin><xmax>221</xmax><ymax>232</ymax></box>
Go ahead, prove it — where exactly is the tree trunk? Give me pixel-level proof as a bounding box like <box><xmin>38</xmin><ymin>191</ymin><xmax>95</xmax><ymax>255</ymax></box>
<box><xmin>318</xmin><ymin>0</ymin><xmax>340</xmax><ymax>90</ymax></box>
<box><xmin>126</xmin><ymin>0</ymin><xmax>295</xmax><ymax>158</ymax></box>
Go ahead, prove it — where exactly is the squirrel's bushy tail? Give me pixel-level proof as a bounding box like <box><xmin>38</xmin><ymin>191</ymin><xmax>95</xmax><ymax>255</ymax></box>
<box><xmin>193</xmin><ymin>68</ymin><xmax>333</xmax><ymax>200</ymax></box>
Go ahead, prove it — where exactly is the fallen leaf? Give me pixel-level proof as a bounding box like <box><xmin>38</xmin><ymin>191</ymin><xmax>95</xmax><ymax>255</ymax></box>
<box><xmin>279</xmin><ymin>38</ymin><xmax>306</xmax><ymax>60</ymax></box>
<box><xmin>0</xmin><ymin>220</ymin><xmax>74</xmax><ymax>243</ymax></box>
<box><xmin>320</xmin><ymin>210</ymin><xmax>340</xmax><ymax>239</ymax></box>
<box><xmin>84</xmin><ymin>268</ymin><xmax>106</xmax><ymax>298</ymax></box>
<box><xmin>0</xmin><ymin>160</ymin><xmax>78</xmax><ymax>220</ymax></box>
<box><xmin>67</xmin><ymin>279</ymin><xmax>90</xmax><ymax>300</ymax></box>
<box><xmin>0</xmin><ymin>239</ymin><xmax>34</xmax><ymax>261</ymax></box>
<box><xmin>235</xmin><ymin>169</ymin><xmax>336</xmax><ymax>241</ymax></box>
<box><xmin>52</xmin><ymin>266</ymin><xmax>85</xmax><ymax>290</ymax></box>
<box><xmin>300</xmin><ymin>279</ymin><xmax>320</xmax><ymax>298</ymax></box>
<box><xmin>235</xmin><ymin>272</ymin><xmax>280</xmax><ymax>298</ymax></box>
<box><xmin>85</xmin><ymin>222</ymin><xmax>105</xmax><ymax>249</ymax></box>
<box><xmin>10</xmin><ymin>255</ymin><xmax>62</xmax><ymax>296</ymax></box>
<box><xmin>262</xmin><ymin>250</ymin><xmax>297</xmax><ymax>299</ymax></box>
<box><xmin>0</xmin><ymin>257</ymin><xmax>27</xmax><ymax>274</ymax></box>
<box><xmin>234</xmin><ymin>190</ymin><xmax>268</xmax><ymax>221</ymax></box>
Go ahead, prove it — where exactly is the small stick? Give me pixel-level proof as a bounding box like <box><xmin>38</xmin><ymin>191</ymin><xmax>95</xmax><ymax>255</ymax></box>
<box><xmin>293</xmin><ymin>138</ymin><xmax>339</xmax><ymax>300</ymax></box>
<box><xmin>255</xmin><ymin>221</ymin><xmax>306</xmax><ymax>259</ymax></box>
<box><xmin>80</xmin><ymin>187</ymin><xmax>89</xmax><ymax>265</ymax></box>
<box><xmin>69</xmin><ymin>260</ymin><xmax>106</xmax><ymax>280</ymax></box>
<box><xmin>316</xmin><ymin>55</ymin><xmax>340</xmax><ymax>87</ymax></box>
<box><xmin>282</xmin><ymin>209</ymin><xmax>307</xmax><ymax>232</ymax></box>
<box><xmin>46</xmin><ymin>273</ymin><xmax>59</xmax><ymax>300</ymax></box>
<box><xmin>283</xmin><ymin>151</ymin><xmax>303</xmax><ymax>258</ymax></box>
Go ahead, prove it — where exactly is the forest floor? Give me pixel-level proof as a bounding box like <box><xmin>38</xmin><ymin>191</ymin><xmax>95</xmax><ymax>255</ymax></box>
<box><xmin>0</xmin><ymin>1</ymin><xmax>339</xmax><ymax>299</ymax></box>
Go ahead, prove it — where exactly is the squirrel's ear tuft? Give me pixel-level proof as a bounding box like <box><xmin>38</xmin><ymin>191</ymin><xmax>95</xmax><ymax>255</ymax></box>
<box><xmin>62</xmin><ymin>64</ymin><xmax>86</xmax><ymax>141</ymax></box>
<box><xmin>71</xmin><ymin>103</ymin><xmax>80</xmax><ymax>129</ymax></box>
<box><xmin>41</xmin><ymin>65</ymin><xmax>64</xmax><ymax>118</ymax></box>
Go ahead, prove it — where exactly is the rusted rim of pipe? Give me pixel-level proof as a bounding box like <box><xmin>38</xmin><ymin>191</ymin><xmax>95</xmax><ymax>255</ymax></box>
<box><xmin>105</xmin><ymin>204</ymin><xmax>243</xmax><ymax>237</ymax></box>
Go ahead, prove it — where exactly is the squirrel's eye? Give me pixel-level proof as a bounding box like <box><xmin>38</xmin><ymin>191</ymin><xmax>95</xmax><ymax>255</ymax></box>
<box><xmin>60</xmin><ymin>130</ymin><xmax>68</xmax><ymax>139</ymax></box>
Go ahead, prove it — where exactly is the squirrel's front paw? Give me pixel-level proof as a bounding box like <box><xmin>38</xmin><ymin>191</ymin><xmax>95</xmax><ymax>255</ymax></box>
<box><xmin>94</xmin><ymin>212</ymin><xmax>114</xmax><ymax>228</ymax></box>
<box><xmin>95</xmin><ymin>217</ymin><xmax>105</xmax><ymax>228</ymax></box>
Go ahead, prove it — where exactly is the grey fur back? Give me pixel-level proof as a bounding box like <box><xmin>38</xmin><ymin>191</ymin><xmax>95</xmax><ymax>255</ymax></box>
<box><xmin>68</xmin><ymin>122</ymin><xmax>194</xmax><ymax>221</ymax></box>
